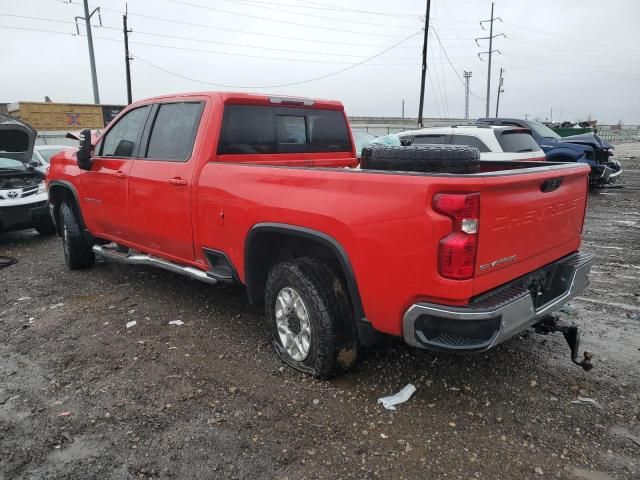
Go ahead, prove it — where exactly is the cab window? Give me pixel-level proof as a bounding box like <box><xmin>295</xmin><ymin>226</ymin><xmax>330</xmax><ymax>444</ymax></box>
<box><xmin>99</xmin><ymin>105</ymin><xmax>151</xmax><ymax>157</ymax></box>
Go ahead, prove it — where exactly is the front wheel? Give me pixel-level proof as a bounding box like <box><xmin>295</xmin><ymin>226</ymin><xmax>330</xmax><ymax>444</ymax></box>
<box><xmin>265</xmin><ymin>258</ymin><xmax>358</xmax><ymax>379</ymax></box>
<box><xmin>60</xmin><ymin>201</ymin><xmax>95</xmax><ymax>269</ymax></box>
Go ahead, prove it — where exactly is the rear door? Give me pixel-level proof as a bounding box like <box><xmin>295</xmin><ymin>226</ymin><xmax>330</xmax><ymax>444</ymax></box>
<box><xmin>82</xmin><ymin>104</ymin><xmax>151</xmax><ymax>240</ymax></box>
<box><xmin>473</xmin><ymin>165</ymin><xmax>589</xmax><ymax>294</ymax></box>
<box><xmin>128</xmin><ymin>101</ymin><xmax>204</xmax><ymax>261</ymax></box>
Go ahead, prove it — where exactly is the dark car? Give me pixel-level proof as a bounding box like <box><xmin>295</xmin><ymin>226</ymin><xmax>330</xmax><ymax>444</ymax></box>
<box><xmin>477</xmin><ymin>118</ymin><xmax>622</xmax><ymax>186</ymax></box>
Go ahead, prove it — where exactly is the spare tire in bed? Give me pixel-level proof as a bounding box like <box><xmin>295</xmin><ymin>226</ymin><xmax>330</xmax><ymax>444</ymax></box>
<box><xmin>360</xmin><ymin>144</ymin><xmax>480</xmax><ymax>174</ymax></box>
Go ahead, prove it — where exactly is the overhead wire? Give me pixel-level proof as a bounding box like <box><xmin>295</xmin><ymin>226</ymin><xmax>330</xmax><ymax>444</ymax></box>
<box><xmin>167</xmin><ymin>0</ymin><xmax>409</xmax><ymax>37</ymax></box>
<box><xmin>216</xmin><ymin>0</ymin><xmax>418</xmax><ymax>29</ymax></box>
<box><xmin>132</xmin><ymin>32</ymin><xmax>421</xmax><ymax>88</ymax></box>
<box><xmin>54</xmin><ymin>0</ymin><xmax>421</xmax><ymax>47</ymax></box>
<box><xmin>430</xmin><ymin>26</ymin><xmax>485</xmax><ymax>101</ymax></box>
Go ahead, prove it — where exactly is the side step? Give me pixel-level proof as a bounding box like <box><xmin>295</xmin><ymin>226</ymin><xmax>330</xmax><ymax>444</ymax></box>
<box><xmin>92</xmin><ymin>245</ymin><xmax>218</xmax><ymax>285</ymax></box>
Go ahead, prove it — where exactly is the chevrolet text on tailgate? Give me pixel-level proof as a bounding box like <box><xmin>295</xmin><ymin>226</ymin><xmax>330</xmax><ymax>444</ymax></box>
<box><xmin>46</xmin><ymin>92</ymin><xmax>594</xmax><ymax>378</ymax></box>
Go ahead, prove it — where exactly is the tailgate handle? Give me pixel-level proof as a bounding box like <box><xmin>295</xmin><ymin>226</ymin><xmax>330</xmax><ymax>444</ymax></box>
<box><xmin>541</xmin><ymin>177</ymin><xmax>563</xmax><ymax>192</ymax></box>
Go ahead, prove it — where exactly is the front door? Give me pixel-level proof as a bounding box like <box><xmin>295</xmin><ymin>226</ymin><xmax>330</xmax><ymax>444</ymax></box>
<box><xmin>81</xmin><ymin>105</ymin><xmax>152</xmax><ymax>241</ymax></box>
<box><xmin>128</xmin><ymin>101</ymin><xmax>204</xmax><ymax>262</ymax></box>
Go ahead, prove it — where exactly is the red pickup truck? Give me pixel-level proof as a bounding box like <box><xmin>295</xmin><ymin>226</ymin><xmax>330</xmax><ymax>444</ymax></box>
<box><xmin>47</xmin><ymin>92</ymin><xmax>593</xmax><ymax>378</ymax></box>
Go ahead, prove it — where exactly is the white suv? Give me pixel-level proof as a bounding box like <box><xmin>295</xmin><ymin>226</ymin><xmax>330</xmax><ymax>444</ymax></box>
<box><xmin>398</xmin><ymin>125</ymin><xmax>546</xmax><ymax>162</ymax></box>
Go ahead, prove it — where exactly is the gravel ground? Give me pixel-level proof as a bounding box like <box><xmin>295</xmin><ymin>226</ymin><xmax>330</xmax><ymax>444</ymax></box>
<box><xmin>1</xmin><ymin>144</ymin><xmax>639</xmax><ymax>480</ymax></box>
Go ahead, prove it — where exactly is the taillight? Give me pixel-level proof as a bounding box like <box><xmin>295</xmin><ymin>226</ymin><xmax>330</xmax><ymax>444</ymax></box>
<box><xmin>433</xmin><ymin>193</ymin><xmax>480</xmax><ymax>280</ymax></box>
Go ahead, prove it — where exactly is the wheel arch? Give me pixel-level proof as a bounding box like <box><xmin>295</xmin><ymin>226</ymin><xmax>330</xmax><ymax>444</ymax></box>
<box><xmin>48</xmin><ymin>180</ymin><xmax>90</xmax><ymax>239</ymax></box>
<box><xmin>244</xmin><ymin>223</ymin><xmax>365</xmax><ymax>323</ymax></box>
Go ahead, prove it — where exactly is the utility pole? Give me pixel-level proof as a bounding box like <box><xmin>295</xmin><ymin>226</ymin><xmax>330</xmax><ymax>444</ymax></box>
<box><xmin>75</xmin><ymin>0</ymin><xmax>102</xmax><ymax>104</ymax></box>
<box><xmin>401</xmin><ymin>99</ymin><xmax>405</xmax><ymax>120</ymax></box>
<box><xmin>123</xmin><ymin>6</ymin><xmax>133</xmax><ymax>104</ymax></box>
<box><xmin>476</xmin><ymin>2</ymin><xmax>504</xmax><ymax>118</ymax></box>
<box><xmin>463</xmin><ymin>71</ymin><xmax>472</xmax><ymax>120</ymax></box>
<box><xmin>495</xmin><ymin>68</ymin><xmax>504</xmax><ymax>117</ymax></box>
<box><xmin>417</xmin><ymin>0</ymin><xmax>431</xmax><ymax>128</ymax></box>
<box><xmin>550</xmin><ymin>107</ymin><xmax>553</xmax><ymax>123</ymax></box>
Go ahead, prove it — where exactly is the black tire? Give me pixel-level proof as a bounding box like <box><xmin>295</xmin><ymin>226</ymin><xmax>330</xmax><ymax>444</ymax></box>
<box><xmin>361</xmin><ymin>143</ymin><xmax>480</xmax><ymax>174</ymax></box>
<box><xmin>33</xmin><ymin>217</ymin><xmax>56</xmax><ymax>236</ymax></box>
<box><xmin>60</xmin><ymin>201</ymin><xmax>94</xmax><ymax>269</ymax></box>
<box><xmin>265</xmin><ymin>258</ymin><xmax>358</xmax><ymax>379</ymax></box>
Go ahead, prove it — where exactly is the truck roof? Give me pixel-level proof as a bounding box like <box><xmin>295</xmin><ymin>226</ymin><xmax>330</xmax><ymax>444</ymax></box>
<box><xmin>131</xmin><ymin>91</ymin><xmax>344</xmax><ymax>111</ymax></box>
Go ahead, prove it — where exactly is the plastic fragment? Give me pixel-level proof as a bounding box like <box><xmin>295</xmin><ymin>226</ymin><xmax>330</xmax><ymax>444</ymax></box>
<box><xmin>377</xmin><ymin>384</ymin><xmax>417</xmax><ymax>411</ymax></box>
<box><xmin>126</xmin><ymin>321</ymin><xmax>136</xmax><ymax>329</ymax></box>
<box><xmin>57</xmin><ymin>411</ymin><xmax>71</xmax><ymax>417</ymax></box>
<box><xmin>569</xmin><ymin>396</ymin><xmax>602</xmax><ymax>409</ymax></box>
<box><xmin>168</xmin><ymin>320</ymin><xmax>184</xmax><ymax>326</ymax></box>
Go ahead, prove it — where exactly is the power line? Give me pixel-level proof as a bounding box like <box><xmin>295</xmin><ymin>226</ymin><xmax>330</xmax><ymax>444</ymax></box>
<box><xmin>127</xmin><ymin>28</ymin><xmax>418</xmax><ymax>60</ymax></box>
<box><xmin>217</xmin><ymin>0</ymin><xmax>418</xmax><ymax>28</ymax></box>
<box><xmin>431</xmin><ymin>26</ymin><xmax>484</xmax><ymax>100</ymax></box>
<box><xmin>0</xmin><ymin>23</ymin><xmax>421</xmax><ymax>67</ymax></box>
<box><xmin>277</xmin><ymin>0</ymin><xmax>422</xmax><ymax>18</ymax></box>
<box><xmin>0</xmin><ymin>12</ymin><xmax>420</xmax><ymax>58</ymax></box>
<box><xmin>54</xmin><ymin>0</ymin><xmax>419</xmax><ymax>47</ymax></box>
<box><xmin>167</xmin><ymin>0</ymin><xmax>409</xmax><ymax>37</ymax></box>
<box><xmin>132</xmin><ymin>32</ymin><xmax>420</xmax><ymax>89</ymax></box>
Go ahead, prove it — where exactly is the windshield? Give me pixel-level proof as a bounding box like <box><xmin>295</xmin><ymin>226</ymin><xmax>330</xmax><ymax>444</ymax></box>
<box><xmin>36</xmin><ymin>148</ymin><xmax>69</xmax><ymax>164</ymax></box>
<box><xmin>0</xmin><ymin>157</ymin><xmax>27</xmax><ymax>171</ymax></box>
<box><xmin>528</xmin><ymin>121</ymin><xmax>560</xmax><ymax>139</ymax></box>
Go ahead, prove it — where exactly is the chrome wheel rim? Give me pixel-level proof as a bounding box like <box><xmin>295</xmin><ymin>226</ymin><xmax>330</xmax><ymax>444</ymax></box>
<box><xmin>275</xmin><ymin>287</ymin><xmax>311</xmax><ymax>362</ymax></box>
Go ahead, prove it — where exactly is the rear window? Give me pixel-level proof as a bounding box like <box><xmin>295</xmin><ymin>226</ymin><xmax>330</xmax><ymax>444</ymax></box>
<box><xmin>218</xmin><ymin>105</ymin><xmax>352</xmax><ymax>155</ymax></box>
<box><xmin>496</xmin><ymin>130</ymin><xmax>541</xmax><ymax>153</ymax></box>
<box><xmin>411</xmin><ymin>134</ymin><xmax>450</xmax><ymax>145</ymax></box>
<box><xmin>450</xmin><ymin>134</ymin><xmax>490</xmax><ymax>152</ymax></box>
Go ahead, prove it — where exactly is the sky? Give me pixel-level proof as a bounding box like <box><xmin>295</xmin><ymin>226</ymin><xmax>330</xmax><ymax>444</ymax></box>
<box><xmin>2</xmin><ymin>0</ymin><xmax>639</xmax><ymax>124</ymax></box>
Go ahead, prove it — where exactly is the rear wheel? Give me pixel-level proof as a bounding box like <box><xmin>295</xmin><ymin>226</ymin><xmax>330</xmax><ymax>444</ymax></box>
<box><xmin>60</xmin><ymin>201</ymin><xmax>94</xmax><ymax>269</ymax></box>
<box><xmin>265</xmin><ymin>258</ymin><xmax>358</xmax><ymax>379</ymax></box>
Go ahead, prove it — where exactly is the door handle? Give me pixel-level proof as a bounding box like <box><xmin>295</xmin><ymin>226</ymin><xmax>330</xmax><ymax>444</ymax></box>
<box><xmin>115</xmin><ymin>170</ymin><xmax>126</xmax><ymax>179</ymax></box>
<box><xmin>168</xmin><ymin>177</ymin><xmax>187</xmax><ymax>186</ymax></box>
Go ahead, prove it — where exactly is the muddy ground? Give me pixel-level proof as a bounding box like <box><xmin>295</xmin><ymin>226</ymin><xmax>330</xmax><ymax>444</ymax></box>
<box><xmin>1</xmin><ymin>144</ymin><xmax>639</xmax><ymax>480</ymax></box>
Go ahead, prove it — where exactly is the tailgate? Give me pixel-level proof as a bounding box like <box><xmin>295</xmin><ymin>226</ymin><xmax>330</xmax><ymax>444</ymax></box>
<box><xmin>473</xmin><ymin>164</ymin><xmax>589</xmax><ymax>295</ymax></box>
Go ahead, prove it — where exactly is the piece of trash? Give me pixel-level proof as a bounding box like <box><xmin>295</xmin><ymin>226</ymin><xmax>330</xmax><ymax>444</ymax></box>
<box><xmin>17</xmin><ymin>296</ymin><xmax>32</xmax><ymax>301</ymax></box>
<box><xmin>168</xmin><ymin>320</ymin><xmax>184</xmax><ymax>326</ymax></box>
<box><xmin>377</xmin><ymin>384</ymin><xmax>417</xmax><ymax>411</ymax></box>
<box><xmin>126</xmin><ymin>321</ymin><xmax>137</xmax><ymax>329</ymax></box>
<box><xmin>569</xmin><ymin>396</ymin><xmax>602</xmax><ymax>409</ymax></box>
<box><xmin>57</xmin><ymin>411</ymin><xmax>72</xmax><ymax>417</ymax></box>
<box><xmin>380</xmin><ymin>433</ymin><xmax>388</xmax><ymax>438</ymax></box>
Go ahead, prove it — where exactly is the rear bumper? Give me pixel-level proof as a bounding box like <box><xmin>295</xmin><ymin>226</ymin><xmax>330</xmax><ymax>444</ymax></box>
<box><xmin>403</xmin><ymin>252</ymin><xmax>593</xmax><ymax>352</ymax></box>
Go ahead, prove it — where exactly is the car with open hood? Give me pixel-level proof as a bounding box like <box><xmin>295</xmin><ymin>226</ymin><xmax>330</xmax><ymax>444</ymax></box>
<box><xmin>0</xmin><ymin>113</ymin><xmax>55</xmax><ymax>235</ymax></box>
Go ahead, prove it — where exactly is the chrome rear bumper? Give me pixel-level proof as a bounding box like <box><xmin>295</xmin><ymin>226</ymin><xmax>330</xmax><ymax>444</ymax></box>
<box><xmin>403</xmin><ymin>252</ymin><xmax>593</xmax><ymax>352</ymax></box>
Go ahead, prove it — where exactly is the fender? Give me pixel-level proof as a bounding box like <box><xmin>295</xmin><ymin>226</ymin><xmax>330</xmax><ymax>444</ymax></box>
<box><xmin>47</xmin><ymin>180</ymin><xmax>93</xmax><ymax>242</ymax></box>
<box><xmin>245</xmin><ymin>223</ymin><xmax>366</xmax><ymax>323</ymax></box>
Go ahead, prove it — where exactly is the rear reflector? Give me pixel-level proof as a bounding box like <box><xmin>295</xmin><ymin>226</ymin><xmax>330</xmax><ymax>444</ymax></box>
<box><xmin>433</xmin><ymin>193</ymin><xmax>480</xmax><ymax>280</ymax></box>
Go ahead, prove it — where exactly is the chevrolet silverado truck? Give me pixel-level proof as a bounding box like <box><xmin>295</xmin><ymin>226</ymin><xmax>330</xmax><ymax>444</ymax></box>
<box><xmin>46</xmin><ymin>92</ymin><xmax>594</xmax><ymax>378</ymax></box>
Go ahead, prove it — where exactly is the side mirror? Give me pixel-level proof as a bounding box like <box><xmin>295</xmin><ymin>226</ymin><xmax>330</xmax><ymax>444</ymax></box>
<box><xmin>77</xmin><ymin>128</ymin><xmax>93</xmax><ymax>170</ymax></box>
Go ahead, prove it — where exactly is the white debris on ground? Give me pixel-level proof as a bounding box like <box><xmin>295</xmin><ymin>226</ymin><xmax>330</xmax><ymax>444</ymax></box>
<box><xmin>377</xmin><ymin>384</ymin><xmax>417</xmax><ymax>411</ymax></box>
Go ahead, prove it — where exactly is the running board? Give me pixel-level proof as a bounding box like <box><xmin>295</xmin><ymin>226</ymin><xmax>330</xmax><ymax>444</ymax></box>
<box><xmin>92</xmin><ymin>245</ymin><xmax>218</xmax><ymax>285</ymax></box>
